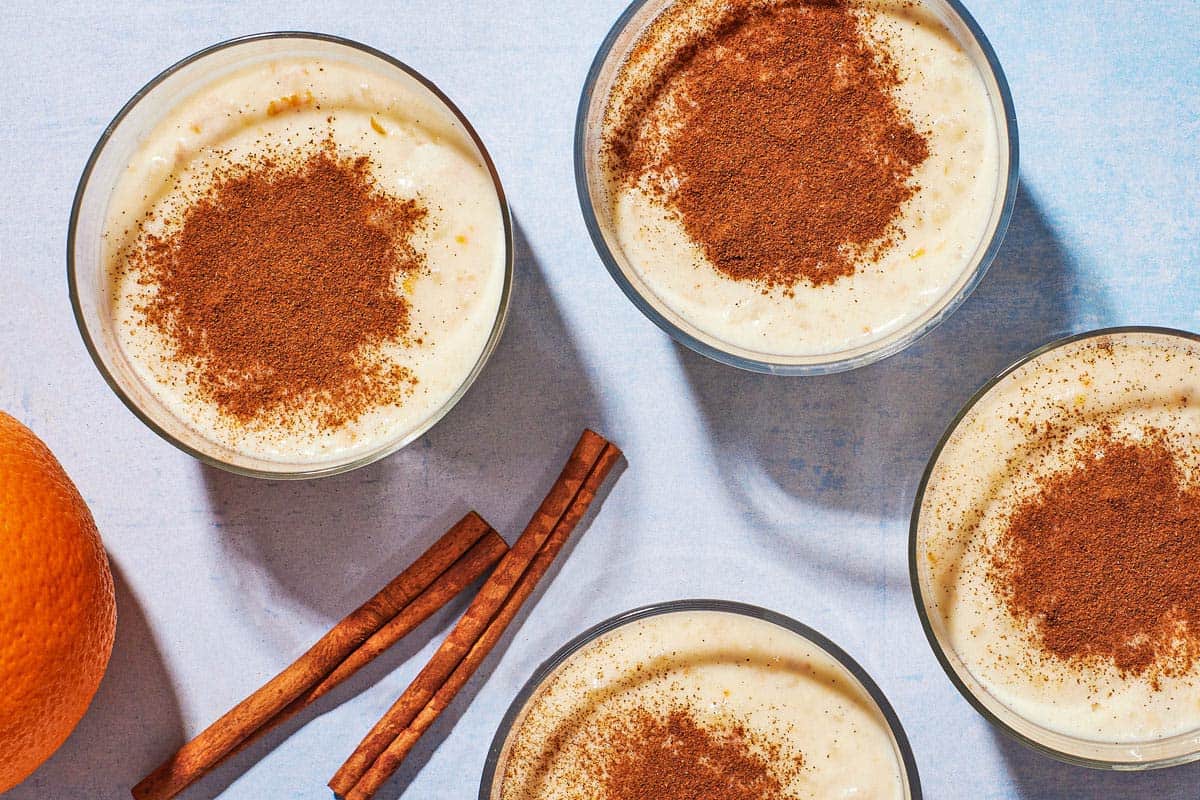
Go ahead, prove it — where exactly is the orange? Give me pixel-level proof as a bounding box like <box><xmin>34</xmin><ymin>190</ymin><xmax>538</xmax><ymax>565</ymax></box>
<box><xmin>0</xmin><ymin>411</ymin><xmax>115</xmax><ymax>791</ymax></box>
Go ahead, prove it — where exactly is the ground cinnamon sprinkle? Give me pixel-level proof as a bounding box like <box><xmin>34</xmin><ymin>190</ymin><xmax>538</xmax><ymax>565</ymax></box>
<box><xmin>991</xmin><ymin>429</ymin><xmax>1200</xmax><ymax>683</ymax></box>
<box><xmin>598</xmin><ymin>708</ymin><xmax>803</xmax><ymax>800</ymax></box>
<box><xmin>608</xmin><ymin>0</ymin><xmax>929</xmax><ymax>288</ymax></box>
<box><xmin>126</xmin><ymin>139</ymin><xmax>427</xmax><ymax>430</ymax></box>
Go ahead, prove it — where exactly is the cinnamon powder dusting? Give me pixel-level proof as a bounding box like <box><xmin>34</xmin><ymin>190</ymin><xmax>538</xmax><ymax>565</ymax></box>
<box><xmin>607</xmin><ymin>0</ymin><xmax>930</xmax><ymax>288</ymax></box>
<box><xmin>991</xmin><ymin>428</ymin><xmax>1200</xmax><ymax>685</ymax></box>
<box><xmin>124</xmin><ymin>140</ymin><xmax>427</xmax><ymax>431</ymax></box>
<box><xmin>597</xmin><ymin>708</ymin><xmax>804</xmax><ymax>800</ymax></box>
<box><xmin>503</xmin><ymin>704</ymin><xmax>806</xmax><ymax>800</ymax></box>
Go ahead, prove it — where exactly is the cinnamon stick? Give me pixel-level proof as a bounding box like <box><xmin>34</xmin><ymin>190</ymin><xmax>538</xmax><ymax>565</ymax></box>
<box><xmin>330</xmin><ymin>431</ymin><xmax>621</xmax><ymax>799</ymax></box>
<box><xmin>132</xmin><ymin>512</ymin><xmax>505</xmax><ymax>800</ymax></box>
<box><xmin>295</xmin><ymin>534</ymin><xmax>508</xmax><ymax>708</ymax></box>
<box><xmin>224</xmin><ymin>532</ymin><xmax>509</xmax><ymax>763</ymax></box>
<box><xmin>344</xmin><ymin>441</ymin><xmax>621</xmax><ymax>800</ymax></box>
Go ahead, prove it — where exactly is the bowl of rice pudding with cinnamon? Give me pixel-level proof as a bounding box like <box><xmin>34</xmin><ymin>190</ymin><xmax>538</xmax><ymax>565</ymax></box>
<box><xmin>69</xmin><ymin>33</ymin><xmax>511</xmax><ymax>478</ymax></box>
<box><xmin>482</xmin><ymin>601</ymin><xmax>921</xmax><ymax>799</ymax></box>
<box><xmin>577</xmin><ymin>0</ymin><xmax>1017</xmax><ymax>373</ymax></box>
<box><xmin>914</xmin><ymin>327</ymin><xmax>1200</xmax><ymax>767</ymax></box>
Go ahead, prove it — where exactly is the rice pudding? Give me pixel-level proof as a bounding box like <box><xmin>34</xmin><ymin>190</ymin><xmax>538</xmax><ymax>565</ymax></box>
<box><xmin>916</xmin><ymin>330</ymin><xmax>1200</xmax><ymax>753</ymax></box>
<box><xmin>102</xmin><ymin>49</ymin><xmax>507</xmax><ymax>465</ymax></box>
<box><xmin>595</xmin><ymin>0</ymin><xmax>1004</xmax><ymax>360</ymax></box>
<box><xmin>491</xmin><ymin>609</ymin><xmax>912</xmax><ymax>799</ymax></box>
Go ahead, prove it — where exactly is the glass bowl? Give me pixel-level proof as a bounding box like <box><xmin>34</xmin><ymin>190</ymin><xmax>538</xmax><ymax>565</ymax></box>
<box><xmin>68</xmin><ymin>32</ymin><xmax>513</xmax><ymax>479</ymax></box>
<box><xmin>575</xmin><ymin>0</ymin><xmax>1019</xmax><ymax>375</ymax></box>
<box><xmin>910</xmin><ymin>326</ymin><xmax>1200</xmax><ymax>768</ymax></box>
<box><xmin>479</xmin><ymin>599</ymin><xmax>922</xmax><ymax>798</ymax></box>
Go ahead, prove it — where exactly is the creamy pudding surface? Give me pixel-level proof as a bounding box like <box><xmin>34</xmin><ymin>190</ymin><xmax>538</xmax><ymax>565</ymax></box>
<box><xmin>103</xmin><ymin>55</ymin><xmax>506</xmax><ymax>464</ymax></box>
<box><xmin>495</xmin><ymin>610</ymin><xmax>908</xmax><ymax>799</ymax></box>
<box><xmin>599</xmin><ymin>0</ymin><xmax>1001</xmax><ymax>359</ymax></box>
<box><xmin>918</xmin><ymin>331</ymin><xmax>1200</xmax><ymax>745</ymax></box>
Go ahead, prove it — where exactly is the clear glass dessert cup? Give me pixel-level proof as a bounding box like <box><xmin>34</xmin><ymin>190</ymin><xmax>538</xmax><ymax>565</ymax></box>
<box><xmin>910</xmin><ymin>326</ymin><xmax>1200</xmax><ymax>769</ymax></box>
<box><xmin>68</xmin><ymin>32</ymin><xmax>513</xmax><ymax>479</ymax></box>
<box><xmin>575</xmin><ymin>0</ymin><xmax>1019</xmax><ymax>375</ymax></box>
<box><xmin>479</xmin><ymin>599</ymin><xmax>923</xmax><ymax>799</ymax></box>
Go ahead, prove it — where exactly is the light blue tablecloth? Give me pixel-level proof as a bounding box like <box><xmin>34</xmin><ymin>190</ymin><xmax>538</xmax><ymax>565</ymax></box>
<box><xmin>1</xmin><ymin>1</ymin><xmax>1197</xmax><ymax>798</ymax></box>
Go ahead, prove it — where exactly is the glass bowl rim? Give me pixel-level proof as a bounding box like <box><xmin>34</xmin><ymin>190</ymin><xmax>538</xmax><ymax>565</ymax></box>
<box><xmin>66</xmin><ymin>30</ymin><xmax>515</xmax><ymax>480</ymax></box>
<box><xmin>908</xmin><ymin>324</ymin><xmax>1200</xmax><ymax>769</ymax></box>
<box><xmin>477</xmin><ymin>598</ymin><xmax>924</xmax><ymax>798</ymax></box>
<box><xmin>573</xmin><ymin>0</ymin><xmax>1021</xmax><ymax>375</ymax></box>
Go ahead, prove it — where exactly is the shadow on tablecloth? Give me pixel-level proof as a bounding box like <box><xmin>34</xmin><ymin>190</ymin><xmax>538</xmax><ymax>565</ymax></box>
<box><xmin>995</xmin><ymin>728</ymin><xmax>1200</xmax><ymax>799</ymax></box>
<box><xmin>677</xmin><ymin>183</ymin><xmax>1113</xmax><ymax>586</ymax></box>
<box><xmin>6</xmin><ymin>562</ymin><xmax>184</xmax><ymax>800</ymax></box>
